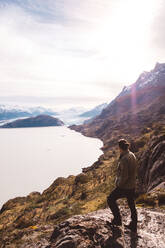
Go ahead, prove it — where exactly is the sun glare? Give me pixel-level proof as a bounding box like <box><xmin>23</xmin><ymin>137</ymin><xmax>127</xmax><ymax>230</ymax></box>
<box><xmin>0</xmin><ymin>0</ymin><xmax>163</xmax><ymax>103</ymax></box>
<box><xmin>93</xmin><ymin>0</ymin><xmax>160</xmax><ymax>83</ymax></box>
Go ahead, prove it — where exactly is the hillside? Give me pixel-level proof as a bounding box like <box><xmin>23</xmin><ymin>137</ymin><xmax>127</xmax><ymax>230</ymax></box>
<box><xmin>0</xmin><ymin>63</ymin><xmax>165</xmax><ymax>247</ymax></box>
<box><xmin>70</xmin><ymin>62</ymin><xmax>165</xmax><ymax>192</ymax></box>
<box><xmin>1</xmin><ymin>115</ymin><xmax>64</xmax><ymax>128</ymax></box>
<box><xmin>1</xmin><ymin>132</ymin><xmax>165</xmax><ymax>247</ymax></box>
<box><xmin>70</xmin><ymin>62</ymin><xmax>165</xmax><ymax>143</ymax></box>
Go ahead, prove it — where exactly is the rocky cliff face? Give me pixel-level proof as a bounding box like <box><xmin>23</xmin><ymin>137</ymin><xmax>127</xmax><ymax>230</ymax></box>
<box><xmin>138</xmin><ymin>134</ymin><xmax>165</xmax><ymax>192</ymax></box>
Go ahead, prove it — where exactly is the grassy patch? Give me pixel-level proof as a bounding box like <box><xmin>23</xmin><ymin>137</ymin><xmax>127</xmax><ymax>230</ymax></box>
<box><xmin>136</xmin><ymin>194</ymin><xmax>156</xmax><ymax>207</ymax></box>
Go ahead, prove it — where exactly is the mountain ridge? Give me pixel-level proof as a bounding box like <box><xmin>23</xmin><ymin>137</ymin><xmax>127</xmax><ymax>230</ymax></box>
<box><xmin>70</xmin><ymin>62</ymin><xmax>165</xmax><ymax>141</ymax></box>
<box><xmin>0</xmin><ymin>105</ymin><xmax>58</xmax><ymax>121</ymax></box>
<box><xmin>79</xmin><ymin>103</ymin><xmax>108</xmax><ymax>118</ymax></box>
<box><xmin>0</xmin><ymin>104</ymin><xmax>108</xmax><ymax>126</ymax></box>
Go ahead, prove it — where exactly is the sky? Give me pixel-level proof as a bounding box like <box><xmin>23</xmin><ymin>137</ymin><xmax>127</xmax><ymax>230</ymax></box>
<box><xmin>0</xmin><ymin>0</ymin><xmax>165</xmax><ymax>110</ymax></box>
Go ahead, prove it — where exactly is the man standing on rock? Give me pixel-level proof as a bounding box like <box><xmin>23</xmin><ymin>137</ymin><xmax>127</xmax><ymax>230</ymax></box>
<box><xmin>107</xmin><ymin>139</ymin><xmax>138</xmax><ymax>232</ymax></box>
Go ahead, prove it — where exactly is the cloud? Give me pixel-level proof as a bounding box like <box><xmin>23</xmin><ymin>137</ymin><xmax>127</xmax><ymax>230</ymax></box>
<box><xmin>0</xmin><ymin>0</ymin><xmax>164</xmax><ymax>108</ymax></box>
<box><xmin>0</xmin><ymin>0</ymin><xmax>113</xmax><ymax>26</ymax></box>
<box><xmin>0</xmin><ymin>2</ymin><xmax>108</xmax><ymax>102</ymax></box>
<box><xmin>151</xmin><ymin>0</ymin><xmax>165</xmax><ymax>50</ymax></box>
<box><xmin>0</xmin><ymin>95</ymin><xmax>109</xmax><ymax>110</ymax></box>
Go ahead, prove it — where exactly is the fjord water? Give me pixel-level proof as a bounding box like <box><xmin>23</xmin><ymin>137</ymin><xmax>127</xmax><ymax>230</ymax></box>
<box><xmin>0</xmin><ymin>126</ymin><xmax>103</xmax><ymax>208</ymax></box>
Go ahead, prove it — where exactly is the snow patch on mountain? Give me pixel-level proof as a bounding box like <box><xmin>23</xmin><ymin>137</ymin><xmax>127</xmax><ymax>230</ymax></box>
<box><xmin>118</xmin><ymin>62</ymin><xmax>165</xmax><ymax>97</ymax></box>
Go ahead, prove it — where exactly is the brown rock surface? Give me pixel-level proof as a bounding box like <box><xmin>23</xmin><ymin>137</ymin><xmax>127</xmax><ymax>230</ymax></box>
<box><xmin>47</xmin><ymin>207</ymin><xmax>165</xmax><ymax>248</ymax></box>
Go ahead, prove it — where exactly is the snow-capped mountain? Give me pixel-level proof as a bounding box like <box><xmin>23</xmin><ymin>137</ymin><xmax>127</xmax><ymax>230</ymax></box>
<box><xmin>118</xmin><ymin>62</ymin><xmax>165</xmax><ymax>98</ymax></box>
<box><xmin>0</xmin><ymin>102</ymin><xmax>117</xmax><ymax>126</ymax></box>
<box><xmin>0</xmin><ymin>105</ymin><xmax>58</xmax><ymax>122</ymax></box>
<box><xmin>56</xmin><ymin>107</ymin><xmax>89</xmax><ymax>125</ymax></box>
<box><xmin>0</xmin><ymin>105</ymin><xmax>92</xmax><ymax>126</ymax></box>
<box><xmin>70</xmin><ymin>62</ymin><xmax>165</xmax><ymax>141</ymax></box>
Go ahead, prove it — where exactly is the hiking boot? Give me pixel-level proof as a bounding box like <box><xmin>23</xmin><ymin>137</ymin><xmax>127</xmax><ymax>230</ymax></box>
<box><xmin>111</xmin><ymin>218</ymin><xmax>122</xmax><ymax>226</ymax></box>
<box><xmin>124</xmin><ymin>222</ymin><xmax>137</xmax><ymax>233</ymax></box>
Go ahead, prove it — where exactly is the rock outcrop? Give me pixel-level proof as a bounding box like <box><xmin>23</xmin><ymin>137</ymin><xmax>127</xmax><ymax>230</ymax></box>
<box><xmin>47</xmin><ymin>207</ymin><xmax>165</xmax><ymax>248</ymax></box>
<box><xmin>1</xmin><ymin>205</ymin><xmax>165</xmax><ymax>248</ymax></box>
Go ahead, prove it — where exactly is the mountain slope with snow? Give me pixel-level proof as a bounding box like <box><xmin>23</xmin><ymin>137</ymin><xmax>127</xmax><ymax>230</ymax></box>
<box><xmin>0</xmin><ymin>105</ymin><xmax>58</xmax><ymax>121</ymax></box>
<box><xmin>70</xmin><ymin>62</ymin><xmax>165</xmax><ymax>142</ymax></box>
<box><xmin>118</xmin><ymin>62</ymin><xmax>165</xmax><ymax>97</ymax></box>
<box><xmin>79</xmin><ymin>103</ymin><xmax>108</xmax><ymax>118</ymax></box>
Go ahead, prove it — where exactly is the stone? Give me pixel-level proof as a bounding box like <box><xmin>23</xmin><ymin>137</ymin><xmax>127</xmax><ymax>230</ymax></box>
<box><xmin>47</xmin><ymin>207</ymin><xmax>165</xmax><ymax>248</ymax></box>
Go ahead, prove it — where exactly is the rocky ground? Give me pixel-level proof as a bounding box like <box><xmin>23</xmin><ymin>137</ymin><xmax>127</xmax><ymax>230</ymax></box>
<box><xmin>2</xmin><ymin>203</ymin><xmax>165</xmax><ymax>247</ymax></box>
<box><xmin>46</xmin><ymin>206</ymin><xmax>165</xmax><ymax>248</ymax></box>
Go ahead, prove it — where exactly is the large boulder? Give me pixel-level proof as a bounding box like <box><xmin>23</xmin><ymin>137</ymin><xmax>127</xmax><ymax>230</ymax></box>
<box><xmin>47</xmin><ymin>208</ymin><xmax>165</xmax><ymax>248</ymax></box>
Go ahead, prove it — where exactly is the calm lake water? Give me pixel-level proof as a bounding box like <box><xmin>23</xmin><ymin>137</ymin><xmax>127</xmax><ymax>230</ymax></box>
<box><xmin>0</xmin><ymin>126</ymin><xmax>103</xmax><ymax>208</ymax></box>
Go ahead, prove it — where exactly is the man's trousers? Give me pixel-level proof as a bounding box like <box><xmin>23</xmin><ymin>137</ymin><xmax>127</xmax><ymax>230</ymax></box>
<box><xmin>107</xmin><ymin>187</ymin><xmax>137</xmax><ymax>224</ymax></box>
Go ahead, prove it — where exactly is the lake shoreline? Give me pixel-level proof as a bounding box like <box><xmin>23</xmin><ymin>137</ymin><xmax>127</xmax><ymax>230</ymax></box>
<box><xmin>0</xmin><ymin>126</ymin><xmax>103</xmax><ymax>208</ymax></box>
